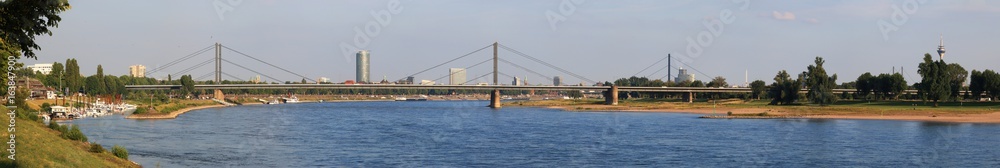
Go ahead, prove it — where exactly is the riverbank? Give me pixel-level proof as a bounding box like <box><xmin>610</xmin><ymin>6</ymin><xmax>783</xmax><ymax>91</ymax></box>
<box><xmin>510</xmin><ymin>99</ymin><xmax>1000</xmax><ymax>123</ymax></box>
<box><xmin>125</xmin><ymin>104</ymin><xmax>228</xmax><ymax>119</ymax></box>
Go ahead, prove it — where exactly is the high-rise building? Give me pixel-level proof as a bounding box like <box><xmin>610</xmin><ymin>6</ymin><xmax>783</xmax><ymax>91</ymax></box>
<box><xmin>406</xmin><ymin>76</ymin><xmax>415</xmax><ymax>84</ymax></box>
<box><xmin>449</xmin><ymin>68</ymin><xmax>466</xmax><ymax>85</ymax></box>
<box><xmin>937</xmin><ymin>35</ymin><xmax>946</xmax><ymax>60</ymax></box>
<box><xmin>553</xmin><ymin>76</ymin><xmax>562</xmax><ymax>86</ymax></box>
<box><xmin>128</xmin><ymin>64</ymin><xmax>145</xmax><ymax>77</ymax></box>
<box><xmin>512</xmin><ymin>77</ymin><xmax>521</xmax><ymax>86</ymax></box>
<box><xmin>675</xmin><ymin>67</ymin><xmax>695</xmax><ymax>83</ymax></box>
<box><xmin>250</xmin><ymin>75</ymin><xmax>261</xmax><ymax>83</ymax></box>
<box><xmin>356</xmin><ymin>50</ymin><xmax>370</xmax><ymax>83</ymax></box>
<box><xmin>28</xmin><ymin>63</ymin><xmax>53</xmax><ymax>75</ymax></box>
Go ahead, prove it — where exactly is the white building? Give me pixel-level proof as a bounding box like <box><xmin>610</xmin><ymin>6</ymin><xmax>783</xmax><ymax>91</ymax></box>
<box><xmin>449</xmin><ymin>68</ymin><xmax>466</xmax><ymax>85</ymax></box>
<box><xmin>420</xmin><ymin>80</ymin><xmax>436</xmax><ymax>85</ymax></box>
<box><xmin>675</xmin><ymin>67</ymin><xmax>696</xmax><ymax>83</ymax></box>
<box><xmin>318</xmin><ymin>77</ymin><xmax>330</xmax><ymax>83</ymax></box>
<box><xmin>129</xmin><ymin>64</ymin><xmax>146</xmax><ymax>77</ymax></box>
<box><xmin>28</xmin><ymin>63</ymin><xmax>53</xmax><ymax>75</ymax></box>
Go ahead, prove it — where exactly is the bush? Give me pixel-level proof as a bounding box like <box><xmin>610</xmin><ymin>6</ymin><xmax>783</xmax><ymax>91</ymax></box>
<box><xmin>112</xmin><ymin>145</ymin><xmax>128</xmax><ymax>160</ymax></box>
<box><xmin>758</xmin><ymin>112</ymin><xmax>769</xmax><ymax>116</ymax></box>
<box><xmin>89</xmin><ymin>143</ymin><xmax>105</xmax><ymax>153</ymax></box>
<box><xmin>132</xmin><ymin>107</ymin><xmax>148</xmax><ymax>114</ymax></box>
<box><xmin>58</xmin><ymin>125</ymin><xmax>69</xmax><ymax>134</ymax></box>
<box><xmin>727</xmin><ymin>111</ymin><xmax>733</xmax><ymax>116</ymax></box>
<box><xmin>65</xmin><ymin>125</ymin><xmax>88</xmax><ymax>142</ymax></box>
<box><xmin>48</xmin><ymin>121</ymin><xmax>60</xmax><ymax>131</ymax></box>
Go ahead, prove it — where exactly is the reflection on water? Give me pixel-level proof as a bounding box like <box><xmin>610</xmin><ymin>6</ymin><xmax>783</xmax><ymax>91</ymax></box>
<box><xmin>70</xmin><ymin>101</ymin><xmax>1000</xmax><ymax>167</ymax></box>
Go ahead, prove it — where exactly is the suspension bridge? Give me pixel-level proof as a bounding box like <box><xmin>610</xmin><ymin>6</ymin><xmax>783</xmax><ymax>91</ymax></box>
<box><xmin>125</xmin><ymin>42</ymin><xmax>836</xmax><ymax>108</ymax></box>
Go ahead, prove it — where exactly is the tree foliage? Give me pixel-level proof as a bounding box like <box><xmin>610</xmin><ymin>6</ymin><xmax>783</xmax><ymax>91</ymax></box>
<box><xmin>707</xmin><ymin>76</ymin><xmax>728</xmax><ymax>88</ymax></box>
<box><xmin>0</xmin><ymin>0</ymin><xmax>72</xmax><ymax>59</ymax></box>
<box><xmin>805</xmin><ymin>57</ymin><xmax>837</xmax><ymax>105</ymax></box>
<box><xmin>769</xmin><ymin>70</ymin><xmax>801</xmax><ymax>105</ymax></box>
<box><xmin>749</xmin><ymin>80</ymin><xmax>766</xmax><ymax>100</ymax></box>
<box><xmin>917</xmin><ymin>54</ymin><xmax>953</xmax><ymax>107</ymax></box>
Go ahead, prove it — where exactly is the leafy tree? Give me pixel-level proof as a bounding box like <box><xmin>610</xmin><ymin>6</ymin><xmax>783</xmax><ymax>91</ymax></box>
<box><xmin>856</xmin><ymin>72</ymin><xmax>874</xmax><ymax>100</ymax></box>
<box><xmin>0</xmin><ymin>0</ymin><xmax>72</xmax><ymax>59</ymax></box>
<box><xmin>65</xmin><ymin>58</ymin><xmax>82</xmax><ymax>93</ymax></box>
<box><xmin>769</xmin><ymin>70</ymin><xmax>799</xmax><ymax>105</ymax></box>
<box><xmin>749</xmin><ymin>80</ymin><xmax>766</xmax><ymax>100</ymax></box>
<box><xmin>690</xmin><ymin>80</ymin><xmax>705</xmax><ymax>87</ymax></box>
<box><xmin>85</xmin><ymin>75</ymin><xmax>105</xmax><ymax>95</ymax></box>
<box><xmin>983</xmin><ymin>70</ymin><xmax>1000</xmax><ymax>100</ymax></box>
<box><xmin>947</xmin><ymin>63</ymin><xmax>967</xmax><ymax>100</ymax></box>
<box><xmin>917</xmin><ymin>54</ymin><xmax>951</xmax><ymax>107</ymax></box>
<box><xmin>180</xmin><ymin>75</ymin><xmax>195</xmax><ymax>96</ymax></box>
<box><xmin>707</xmin><ymin>76</ymin><xmax>728</xmax><ymax>88</ymax></box>
<box><xmin>805</xmin><ymin>57</ymin><xmax>837</xmax><ymax>105</ymax></box>
<box><xmin>971</xmin><ymin>70</ymin><xmax>985</xmax><ymax>100</ymax></box>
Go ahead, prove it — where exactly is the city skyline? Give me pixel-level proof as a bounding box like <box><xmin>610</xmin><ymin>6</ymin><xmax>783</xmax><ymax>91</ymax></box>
<box><xmin>28</xmin><ymin>1</ymin><xmax>1000</xmax><ymax>85</ymax></box>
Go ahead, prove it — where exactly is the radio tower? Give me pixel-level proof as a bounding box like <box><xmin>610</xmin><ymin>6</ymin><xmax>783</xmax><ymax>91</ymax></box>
<box><xmin>937</xmin><ymin>35</ymin><xmax>946</xmax><ymax>60</ymax></box>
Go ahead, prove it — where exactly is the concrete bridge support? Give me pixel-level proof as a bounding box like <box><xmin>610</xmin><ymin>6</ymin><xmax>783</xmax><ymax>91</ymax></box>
<box><xmin>489</xmin><ymin>89</ymin><xmax>502</xmax><ymax>109</ymax></box>
<box><xmin>683</xmin><ymin>92</ymin><xmax>693</xmax><ymax>103</ymax></box>
<box><xmin>605</xmin><ymin>86</ymin><xmax>618</xmax><ymax>105</ymax></box>
<box><xmin>214</xmin><ymin>89</ymin><xmax>225</xmax><ymax>100</ymax></box>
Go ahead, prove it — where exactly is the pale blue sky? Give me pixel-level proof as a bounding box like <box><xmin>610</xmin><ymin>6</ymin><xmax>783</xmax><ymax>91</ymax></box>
<box><xmin>31</xmin><ymin>0</ymin><xmax>1000</xmax><ymax>85</ymax></box>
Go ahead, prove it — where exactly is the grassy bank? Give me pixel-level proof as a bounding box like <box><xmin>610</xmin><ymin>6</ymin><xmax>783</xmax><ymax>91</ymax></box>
<box><xmin>131</xmin><ymin>99</ymin><xmax>218</xmax><ymax>115</ymax></box>
<box><xmin>0</xmin><ymin>107</ymin><xmax>138</xmax><ymax>167</ymax></box>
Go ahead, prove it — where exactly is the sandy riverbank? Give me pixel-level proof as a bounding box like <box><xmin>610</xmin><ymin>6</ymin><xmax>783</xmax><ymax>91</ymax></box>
<box><xmin>539</xmin><ymin>104</ymin><xmax>1000</xmax><ymax>124</ymax></box>
<box><xmin>125</xmin><ymin>105</ymin><xmax>229</xmax><ymax>119</ymax></box>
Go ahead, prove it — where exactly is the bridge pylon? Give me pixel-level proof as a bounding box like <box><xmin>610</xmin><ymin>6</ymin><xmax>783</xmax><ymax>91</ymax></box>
<box><xmin>214</xmin><ymin>89</ymin><xmax>225</xmax><ymax>100</ymax></box>
<box><xmin>489</xmin><ymin>89</ymin><xmax>501</xmax><ymax>109</ymax></box>
<box><xmin>605</xmin><ymin>85</ymin><xmax>618</xmax><ymax>105</ymax></box>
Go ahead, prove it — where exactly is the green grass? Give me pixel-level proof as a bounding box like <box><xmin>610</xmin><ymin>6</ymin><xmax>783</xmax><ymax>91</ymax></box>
<box><xmin>0</xmin><ymin>107</ymin><xmax>138</xmax><ymax>167</ymax></box>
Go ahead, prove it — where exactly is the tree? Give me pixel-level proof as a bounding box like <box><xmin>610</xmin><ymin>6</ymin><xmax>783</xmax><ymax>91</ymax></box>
<box><xmin>47</xmin><ymin>62</ymin><xmax>64</xmax><ymax>87</ymax></box>
<box><xmin>856</xmin><ymin>72</ymin><xmax>874</xmax><ymax>100</ymax></box>
<box><xmin>769</xmin><ymin>70</ymin><xmax>799</xmax><ymax>105</ymax></box>
<box><xmin>85</xmin><ymin>75</ymin><xmax>105</xmax><ymax>95</ymax></box>
<box><xmin>917</xmin><ymin>54</ymin><xmax>951</xmax><ymax>107</ymax></box>
<box><xmin>180</xmin><ymin>75</ymin><xmax>194</xmax><ymax>96</ymax></box>
<box><xmin>65</xmin><ymin>58</ymin><xmax>81</xmax><ymax>93</ymax></box>
<box><xmin>983</xmin><ymin>70</ymin><xmax>1000</xmax><ymax>101</ymax></box>
<box><xmin>707</xmin><ymin>76</ymin><xmax>728</xmax><ymax>88</ymax></box>
<box><xmin>971</xmin><ymin>70</ymin><xmax>985</xmax><ymax>100</ymax></box>
<box><xmin>0</xmin><ymin>0</ymin><xmax>72</xmax><ymax>59</ymax></box>
<box><xmin>805</xmin><ymin>57</ymin><xmax>837</xmax><ymax>105</ymax></box>
<box><xmin>888</xmin><ymin>73</ymin><xmax>907</xmax><ymax>100</ymax></box>
<box><xmin>689</xmin><ymin>80</ymin><xmax>705</xmax><ymax>87</ymax></box>
<box><xmin>947</xmin><ymin>63</ymin><xmax>967</xmax><ymax>101</ymax></box>
<box><xmin>750</xmin><ymin>80</ymin><xmax>766</xmax><ymax>100</ymax></box>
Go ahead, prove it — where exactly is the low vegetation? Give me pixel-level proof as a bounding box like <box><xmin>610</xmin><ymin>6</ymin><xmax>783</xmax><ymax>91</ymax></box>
<box><xmin>0</xmin><ymin>107</ymin><xmax>138</xmax><ymax>167</ymax></box>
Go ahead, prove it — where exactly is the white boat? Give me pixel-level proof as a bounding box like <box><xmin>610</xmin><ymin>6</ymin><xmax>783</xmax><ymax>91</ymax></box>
<box><xmin>284</xmin><ymin>96</ymin><xmax>301</xmax><ymax>103</ymax></box>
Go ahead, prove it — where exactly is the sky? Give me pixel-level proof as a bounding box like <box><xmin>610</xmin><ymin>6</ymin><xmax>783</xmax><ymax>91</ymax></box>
<box><xmin>29</xmin><ymin>0</ymin><xmax>1000</xmax><ymax>86</ymax></box>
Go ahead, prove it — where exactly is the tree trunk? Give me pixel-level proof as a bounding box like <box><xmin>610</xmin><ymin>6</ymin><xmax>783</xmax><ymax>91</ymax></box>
<box><xmin>933</xmin><ymin>100</ymin><xmax>939</xmax><ymax>107</ymax></box>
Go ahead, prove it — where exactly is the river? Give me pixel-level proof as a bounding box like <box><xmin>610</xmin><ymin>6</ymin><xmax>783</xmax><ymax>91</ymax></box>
<box><xmin>69</xmin><ymin>101</ymin><xmax>1000</xmax><ymax>167</ymax></box>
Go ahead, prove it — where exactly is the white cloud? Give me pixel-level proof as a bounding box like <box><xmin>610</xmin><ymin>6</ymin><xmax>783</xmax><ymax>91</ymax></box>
<box><xmin>772</xmin><ymin>11</ymin><xmax>796</xmax><ymax>21</ymax></box>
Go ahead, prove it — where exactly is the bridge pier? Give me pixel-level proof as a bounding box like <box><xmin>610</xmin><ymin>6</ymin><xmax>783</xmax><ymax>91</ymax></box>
<box><xmin>683</xmin><ymin>92</ymin><xmax>693</xmax><ymax>103</ymax></box>
<box><xmin>605</xmin><ymin>86</ymin><xmax>618</xmax><ymax>105</ymax></box>
<box><xmin>489</xmin><ymin>89</ymin><xmax>502</xmax><ymax>109</ymax></box>
<box><xmin>214</xmin><ymin>89</ymin><xmax>225</xmax><ymax>100</ymax></box>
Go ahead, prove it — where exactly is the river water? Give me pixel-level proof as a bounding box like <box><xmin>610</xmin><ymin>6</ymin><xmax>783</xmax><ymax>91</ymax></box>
<box><xmin>69</xmin><ymin>101</ymin><xmax>1000</xmax><ymax>167</ymax></box>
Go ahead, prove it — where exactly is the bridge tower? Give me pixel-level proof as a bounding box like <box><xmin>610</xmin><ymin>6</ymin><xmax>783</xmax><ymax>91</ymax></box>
<box><xmin>214</xmin><ymin>43</ymin><xmax>225</xmax><ymax>100</ymax></box>
<box><xmin>489</xmin><ymin>42</ymin><xmax>502</xmax><ymax>109</ymax></box>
